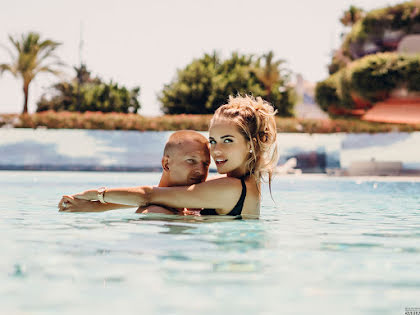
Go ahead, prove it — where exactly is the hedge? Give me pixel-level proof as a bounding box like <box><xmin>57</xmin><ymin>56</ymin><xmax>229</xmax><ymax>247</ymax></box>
<box><xmin>1</xmin><ymin>111</ymin><xmax>420</xmax><ymax>133</ymax></box>
<box><xmin>316</xmin><ymin>52</ymin><xmax>420</xmax><ymax>113</ymax></box>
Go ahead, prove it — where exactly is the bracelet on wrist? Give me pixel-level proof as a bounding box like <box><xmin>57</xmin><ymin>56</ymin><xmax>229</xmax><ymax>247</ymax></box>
<box><xmin>97</xmin><ymin>187</ymin><xmax>107</xmax><ymax>204</ymax></box>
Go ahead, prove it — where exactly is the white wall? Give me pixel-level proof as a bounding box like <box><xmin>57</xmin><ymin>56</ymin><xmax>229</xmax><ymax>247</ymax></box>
<box><xmin>0</xmin><ymin>129</ymin><xmax>419</xmax><ymax>171</ymax></box>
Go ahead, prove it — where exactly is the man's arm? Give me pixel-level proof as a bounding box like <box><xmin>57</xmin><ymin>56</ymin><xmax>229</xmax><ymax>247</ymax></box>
<box><xmin>136</xmin><ymin>205</ymin><xmax>179</xmax><ymax>215</ymax></box>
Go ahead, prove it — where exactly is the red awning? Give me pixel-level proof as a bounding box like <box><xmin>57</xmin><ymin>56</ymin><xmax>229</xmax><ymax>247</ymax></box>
<box><xmin>362</xmin><ymin>98</ymin><xmax>420</xmax><ymax>124</ymax></box>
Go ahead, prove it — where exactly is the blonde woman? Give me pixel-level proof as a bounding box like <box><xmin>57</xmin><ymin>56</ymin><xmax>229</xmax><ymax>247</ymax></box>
<box><xmin>59</xmin><ymin>95</ymin><xmax>278</xmax><ymax>219</ymax></box>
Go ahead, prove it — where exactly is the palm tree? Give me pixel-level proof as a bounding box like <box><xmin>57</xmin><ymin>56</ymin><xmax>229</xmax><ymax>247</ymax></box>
<box><xmin>252</xmin><ymin>51</ymin><xmax>286</xmax><ymax>102</ymax></box>
<box><xmin>0</xmin><ymin>32</ymin><xmax>63</xmax><ymax>114</ymax></box>
<box><xmin>340</xmin><ymin>6</ymin><xmax>365</xmax><ymax>27</ymax></box>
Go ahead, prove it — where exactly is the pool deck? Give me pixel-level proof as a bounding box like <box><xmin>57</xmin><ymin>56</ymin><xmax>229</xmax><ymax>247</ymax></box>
<box><xmin>276</xmin><ymin>173</ymin><xmax>420</xmax><ymax>181</ymax></box>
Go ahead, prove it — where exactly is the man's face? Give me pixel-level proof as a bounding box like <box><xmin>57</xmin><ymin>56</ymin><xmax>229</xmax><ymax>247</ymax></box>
<box><xmin>167</xmin><ymin>140</ymin><xmax>210</xmax><ymax>186</ymax></box>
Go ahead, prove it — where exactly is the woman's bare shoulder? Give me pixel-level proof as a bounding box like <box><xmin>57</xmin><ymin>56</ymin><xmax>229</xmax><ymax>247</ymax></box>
<box><xmin>202</xmin><ymin>176</ymin><xmax>241</xmax><ymax>185</ymax></box>
<box><xmin>206</xmin><ymin>174</ymin><xmax>226</xmax><ymax>180</ymax></box>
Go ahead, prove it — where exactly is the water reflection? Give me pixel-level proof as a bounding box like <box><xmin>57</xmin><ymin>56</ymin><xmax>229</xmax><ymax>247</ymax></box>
<box><xmin>160</xmin><ymin>224</ymin><xmax>196</xmax><ymax>235</ymax></box>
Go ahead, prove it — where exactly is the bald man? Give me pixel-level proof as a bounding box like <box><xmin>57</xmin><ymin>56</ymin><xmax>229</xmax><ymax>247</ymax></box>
<box><xmin>58</xmin><ymin>130</ymin><xmax>210</xmax><ymax>214</ymax></box>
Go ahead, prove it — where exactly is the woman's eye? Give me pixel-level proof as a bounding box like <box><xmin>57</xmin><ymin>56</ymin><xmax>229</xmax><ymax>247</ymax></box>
<box><xmin>224</xmin><ymin>139</ymin><xmax>233</xmax><ymax>143</ymax></box>
<box><xmin>187</xmin><ymin>159</ymin><xmax>195</xmax><ymax>163</ymax></box>
<box><xmin>209</xmin><ymin>140</ymin><xmax>216</xmax><ymax>144</ymax></box>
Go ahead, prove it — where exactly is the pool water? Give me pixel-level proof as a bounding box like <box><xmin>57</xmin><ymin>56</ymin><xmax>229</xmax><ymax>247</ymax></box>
<box><xmin>1</xmin><ymin>171</ymin><xmax>419</xmax><ymax>315</ymax></box>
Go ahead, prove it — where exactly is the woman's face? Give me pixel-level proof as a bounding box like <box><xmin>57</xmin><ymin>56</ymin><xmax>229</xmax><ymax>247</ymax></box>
<box><xmin>209</xmin><ymin>119</ymin><xmax>250</xmax><ymax>177</ymax></box>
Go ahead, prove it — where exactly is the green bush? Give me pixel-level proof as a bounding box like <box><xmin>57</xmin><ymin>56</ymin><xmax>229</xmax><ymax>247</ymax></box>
<box><xmin>37</xmin><ymin>65</ymin><xmax>141</xmax><ymax>113</ymax></box>
<box><xmin>14</xmin><ymin>111</ymin><xmax>212</xmax><ymax>131</ymax></box>
<box><xmin>315</xmin><ymin>76</ymin><xmax>340</xmax><ymax>112</ymax></box>
<box><xmin>316</xmin><ymin>52</ymin><xmax>420</xmax><ymax>113</ymax></box>
<box><xmin>407</xmin><ymin>57</ymin><xmax>420</xmax><ymax>90</ymax></box>
<box><xmin>350</xmin><ymin>53</ymin><xmax>401</xmax><ymax>100</ymax></box>
<box><xmin>349</xmin><ymin>53</ymin><xmax>420</xmax><ymax>98</ymax></box>
<box><xmin>159</xmin><ymin>54</ymin><xmax>217</xmax><ymax>114</ymax></box>
<box><xmin>330</xmin><ymin>1</ymin><xmax>420</xmax><ymax>74</ymax></box>
<box><xmin>159</xmin><ymin>52</ymin><xmax>295</xmax><ymax>116</ymax></box>
<box><xmin>7</xmin><ymin>112</ymin><xmax>420</xmax><ymax>133</ymax></box>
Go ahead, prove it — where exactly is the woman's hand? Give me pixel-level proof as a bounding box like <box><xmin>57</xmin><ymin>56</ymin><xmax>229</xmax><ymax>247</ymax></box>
<box><xmin>58</xmin><ymin>186</ymin><xmax>152</xmax><ymax>212</ymax></box>
<box><xmin>58</xmin><ymin>196</ymin><xmax>98</xmax><ymax>212</ymax></box>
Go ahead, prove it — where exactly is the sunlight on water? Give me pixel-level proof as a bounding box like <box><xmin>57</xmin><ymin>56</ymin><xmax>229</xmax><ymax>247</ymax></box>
<box><xmin>0</xmin><ymin>171</ymin><xmax>419</xmax><ymax>315</ymax></box>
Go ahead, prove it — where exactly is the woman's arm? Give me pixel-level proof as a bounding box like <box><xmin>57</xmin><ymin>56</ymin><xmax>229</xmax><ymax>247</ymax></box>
<box><xmin>71</xmin><ymin>177</ymin><xmax>245</xmax><ymax>214</ymax></box>
<box><xmin>71</xmin><ymin>186</ymin><xmax>152</xmax><ymax>207</ymax></box>
<box><xmin>102</xmin><ymin>177</ymin><xmax>243</xmax><ymax>214</ymax></box>
<box><xmin>58</xmin><ymin>196</ymin><xmax>135</xmax><ymax>212</ymax></box>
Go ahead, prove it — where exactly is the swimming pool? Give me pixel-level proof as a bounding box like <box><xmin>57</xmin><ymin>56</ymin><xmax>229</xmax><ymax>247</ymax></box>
<box><xmin>1</xmin><ymin>171</ymin><xmax>419</xmax><ymax>314</ymax></box>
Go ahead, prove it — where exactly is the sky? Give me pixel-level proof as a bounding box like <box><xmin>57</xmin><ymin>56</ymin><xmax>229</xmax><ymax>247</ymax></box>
<box><xmin>0</xmin><ymin>0</ymin><xmax>404</xmax><ymax>115</ymax></box>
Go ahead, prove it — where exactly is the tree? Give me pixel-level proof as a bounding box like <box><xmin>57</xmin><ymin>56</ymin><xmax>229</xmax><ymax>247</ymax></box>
<box><xmin>208</xmin><ymin>52</ymin><xmax>265</xmax><ymax>113</ymax></box>
<box><xmin>329</xmin><ymin>1</ymin><xmax>420</xmax><ymax>74</ymax></box>
<box><xmin>252</xmin><ymin>51</ymin><xmax>283</xmax><ymax>101</ymax></box>
<box><xmin>339</xmin><ymin>5</ymin><xmax>365</xmax><ymax>27</ymax></box>
<box><xmin>0</xmin><ymin>32</ymin><xmax>63</xmax><ymax>114</ymax></box>
<box><xmin>159</xmin><ymin>53</ymin><xmax>218</xmax><ymax>114</ymax></box>
<box><xmin>159</xmin><ymin>51</ymin><xmax>295</xmax><ymax>116</ymax></box>
<box><xmin>37</xmin><ymin>64</ymin><xmax>141</xmax><ymax>113</ymax></box>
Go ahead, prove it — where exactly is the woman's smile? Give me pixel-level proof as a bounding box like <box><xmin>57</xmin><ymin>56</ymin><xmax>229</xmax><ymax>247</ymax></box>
<box><xmin>215</xmin><ymin>158</ymin><xmax>228</xmax><ymax>166</ymax></box>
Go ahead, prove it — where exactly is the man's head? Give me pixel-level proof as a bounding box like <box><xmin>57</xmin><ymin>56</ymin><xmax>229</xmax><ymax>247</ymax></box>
<box><xmin>161</xmin><ymin>130</ymin><xmax>210</xmax><ymax>186</ymax></box>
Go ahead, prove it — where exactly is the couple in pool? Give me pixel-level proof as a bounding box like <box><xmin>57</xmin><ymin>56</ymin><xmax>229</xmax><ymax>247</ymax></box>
<box><xmin>58</xmin><ymin>95</ymin><xmax>278</xmax><ymax>219</ymax></box>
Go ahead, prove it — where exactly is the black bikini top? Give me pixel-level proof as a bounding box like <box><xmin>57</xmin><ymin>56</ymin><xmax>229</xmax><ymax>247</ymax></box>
<box><xmin>200</xmin><ymin>177</ymin><xmax>247</xmax><ymax>216</ymax></box>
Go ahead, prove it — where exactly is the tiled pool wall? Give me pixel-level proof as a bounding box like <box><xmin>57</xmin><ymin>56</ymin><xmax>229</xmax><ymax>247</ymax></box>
<box><xmin>0</xmin><ymin>129</ymin><xmax>419</xmax><ymax>172</ymax></box>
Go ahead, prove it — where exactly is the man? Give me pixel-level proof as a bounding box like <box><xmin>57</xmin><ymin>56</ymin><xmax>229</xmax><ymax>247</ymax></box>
<box><xmin>58</xmin><ymin>130</ymin><xmax>210</xmax><ymax>214</ymax></box>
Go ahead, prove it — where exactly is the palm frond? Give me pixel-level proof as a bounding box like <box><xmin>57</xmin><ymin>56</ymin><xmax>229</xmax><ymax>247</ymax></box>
<box><xmin>0</xmin><ymin>63</ymin><xmax>17</xmax><ymax>77</ymax></box>
<box><xmin>36</xmin><ymin>67</ymin><xmax>61</xmax><ymax>75</ymax></box>
<box><xmin>39</xmin><ymin>39</ymin><xmax>61</xmax><ymax>50</ymax></box>
<box><xmin>8</xmin><ymin>35</ymin><xmax>22</xmax><ymax>54</ymax></box>
<box><xmin>38</xmin><ymin>47</ymin><xmax>60</xmax><ymax>62</ymax></box>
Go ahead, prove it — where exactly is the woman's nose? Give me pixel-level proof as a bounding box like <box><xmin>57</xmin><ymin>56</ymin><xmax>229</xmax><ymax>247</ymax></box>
<box><xmin>212</xmin><ymin>144</ymin><xmax>222</xmax><ymax>155</ymax></box>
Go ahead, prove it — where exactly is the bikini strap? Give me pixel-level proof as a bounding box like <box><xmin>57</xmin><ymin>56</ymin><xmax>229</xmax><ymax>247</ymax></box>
<box><xmin>226</xmin><ymin>177</ymin><xmax>247</xmax><ymax>216</ymax></box>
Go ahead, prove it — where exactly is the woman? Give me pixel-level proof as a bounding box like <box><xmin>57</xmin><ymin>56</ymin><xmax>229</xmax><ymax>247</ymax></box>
<box><xmin>60</xmin><ymin>95</ymin><xmax>278</xmax><ymax>219</ymax></box>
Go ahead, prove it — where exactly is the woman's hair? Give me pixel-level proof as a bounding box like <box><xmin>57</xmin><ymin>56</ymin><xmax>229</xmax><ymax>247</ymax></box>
<box><xmin>210</xmin><ymin>95</ymin><xmax>279</xmax><ymax>192</ymax></box>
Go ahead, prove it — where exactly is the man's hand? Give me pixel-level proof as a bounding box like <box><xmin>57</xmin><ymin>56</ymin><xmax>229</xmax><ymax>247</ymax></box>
<box><xmin>182</xmin><ymin>209</ymin><xmax>202</xmax><ymax>216</ymax></box>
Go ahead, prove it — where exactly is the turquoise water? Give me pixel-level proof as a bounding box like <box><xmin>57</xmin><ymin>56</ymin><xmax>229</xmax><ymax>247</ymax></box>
<box><xmin>1</xmin><ymin>171</ymin><xmax>419</xmax><ymax>315</ymax></box>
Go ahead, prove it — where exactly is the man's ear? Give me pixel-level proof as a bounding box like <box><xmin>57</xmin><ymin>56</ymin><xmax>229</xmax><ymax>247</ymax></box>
<box><xmin>162</xmin><ymin>156</ymin><xmax>170</xmax><ymax>171</ymax></box>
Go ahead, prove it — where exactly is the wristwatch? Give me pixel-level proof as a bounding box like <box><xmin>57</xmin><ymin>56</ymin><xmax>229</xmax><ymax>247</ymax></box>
<box><xmin>97</xmin><ymin>187</ymin><xmax>107</xmax><ymax>204</ymax></box>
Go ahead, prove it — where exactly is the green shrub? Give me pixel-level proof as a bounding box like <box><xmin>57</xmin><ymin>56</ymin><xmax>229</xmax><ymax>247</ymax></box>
<box><xmin>315</xmin><ymin>76</ymin><xmax>340</xmax><ymax>112</ymax></box>
<box><xmin>159</xmin><ymin>52</ymin><xmax>295</xmax><ymax>116</ymax></box>
<box><xmin>349</xmin><ymin>53</ymin><xmax>420</xmax><ymax>100</ymax></box>
<box><xmin>6</xmin><ymin>112</ymin><xmax>420</xmax><ymax>133</ymax></box>
<box><xmin>37</xmin><ymin>65</ymin><xmax>141</xmax><ymax>113</ymax></box>
<box><xmin>316</xmin><ymin>52</ymin><xmax>420</xmax><ymax>113</ymax></box>
<box><xmin>349</xmin><ymin>53</ymin><xmax>397</xmax><ymax>100</ymax></box>
<box><xmin>406</xmin><ymin>57</ymin><xmax>420</xmax><ymax>91</ymax></box>
<box><xmin>330</xmin><ymin>1</ymin><xmax>420</xmax><ymax>73</ymax></box>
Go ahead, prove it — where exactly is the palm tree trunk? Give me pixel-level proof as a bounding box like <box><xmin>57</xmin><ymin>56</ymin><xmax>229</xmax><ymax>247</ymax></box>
<box><xmin>22</xmin><ymin>81</ymin><xmax>29</xmax><ymax>114</ymax></box>
<box><xmin>266</xmin><ymin>87</ymin><xmax>272</xmax><ymax>103</ymax></box>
